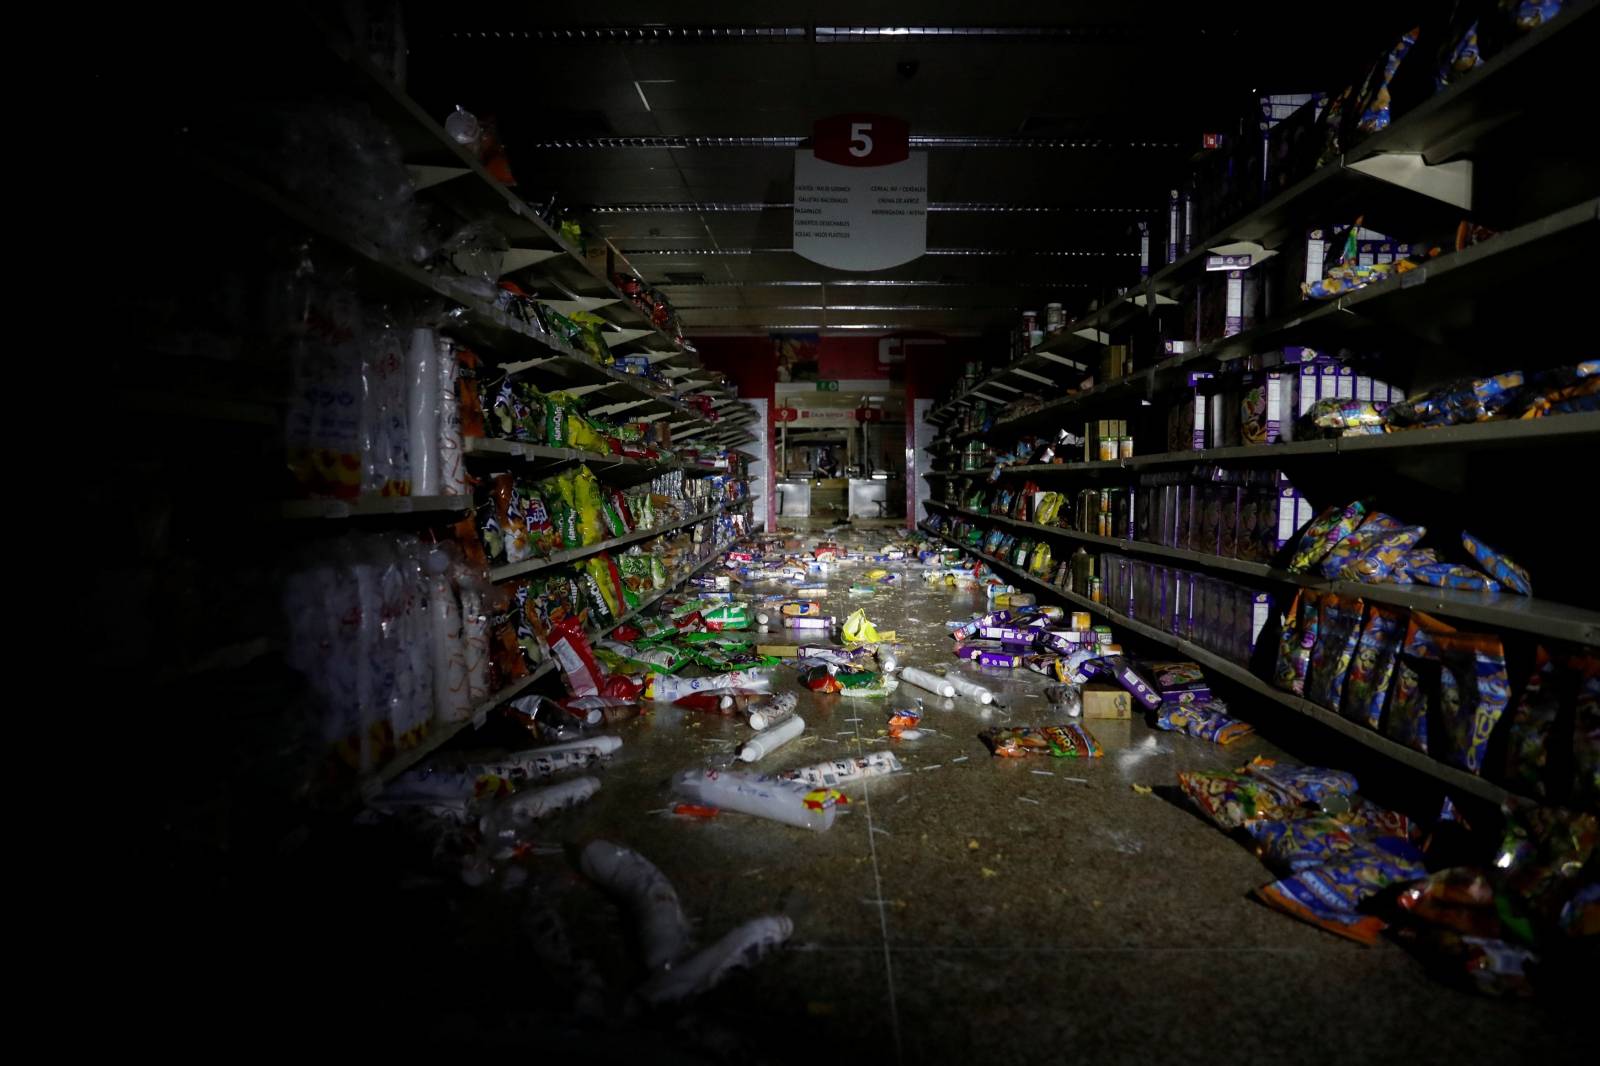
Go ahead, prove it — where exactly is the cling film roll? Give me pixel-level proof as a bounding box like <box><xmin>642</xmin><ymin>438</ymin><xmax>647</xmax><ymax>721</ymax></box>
<box><xmin>899</xmin><ymin>667</ymin><xmax>956</xmax><ymax>699</ymax></box>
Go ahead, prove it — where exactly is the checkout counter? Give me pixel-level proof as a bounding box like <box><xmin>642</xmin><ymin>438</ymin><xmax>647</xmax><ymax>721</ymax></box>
<box><xmin>776</xmin><ymin>475</ymin><xmax>904</xmax><ymax>519</ymax></box>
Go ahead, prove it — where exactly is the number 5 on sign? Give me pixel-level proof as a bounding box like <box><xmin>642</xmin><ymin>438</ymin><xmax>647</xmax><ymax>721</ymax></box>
<box><xmin>849</xmin><ymin>122</ymin><xmax>873</xmax><ymax>158</ymax></box>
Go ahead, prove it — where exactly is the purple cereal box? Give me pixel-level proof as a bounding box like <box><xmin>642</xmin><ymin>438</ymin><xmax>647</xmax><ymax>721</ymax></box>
<box><xmin>978</xmin><ymin>650</ymin><xmax>1023</xmax><ymax>669</ymax></box>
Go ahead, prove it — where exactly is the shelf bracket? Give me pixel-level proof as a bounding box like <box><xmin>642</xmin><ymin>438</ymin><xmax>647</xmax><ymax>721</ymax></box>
<box><xmin>1347</xmin><ymin>153</ymin><xmax>1474</xmax><ymax>210</ymax></box>
<box><xmin>1010</xmin><ymin>368</ymin><xmax>1057</xmax><ymax>387</ymax></box>
<box><xmin>1037</xmin><ymin>350</ymin><xmax>1088</xmax><ymax>371</ymax></box>
<box><xmin>499</xmin><ymin>247</ymin><xmax>563</xmax><ymax>275</ymax></box>
<box><xmin>406</xmin><ymin>164</ymin><xmax>472</xmax><ymax>191</ymax></box>
<box><xmin>590</xmin><ymin>398</ymin><xmax>651</xmax><ymax>417</ymax></box>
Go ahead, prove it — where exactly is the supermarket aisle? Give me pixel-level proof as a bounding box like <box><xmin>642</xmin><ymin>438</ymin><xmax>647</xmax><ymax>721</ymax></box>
<box><xmin>490</xmin><ymin>534</ymin><xmax>1581</xmax><ymax>1065</ymax></box>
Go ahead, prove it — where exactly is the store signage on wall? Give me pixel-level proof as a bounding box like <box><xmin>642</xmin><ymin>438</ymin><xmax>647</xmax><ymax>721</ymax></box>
<box><xmin>815</xmin><ymin>380</ymin><xmax>839</xmax><ymax>391</ymax></box>
<box><xmin>794</xmin><ymin>113</ymin><xmax>927</xmax><ymax>271</ymax></box>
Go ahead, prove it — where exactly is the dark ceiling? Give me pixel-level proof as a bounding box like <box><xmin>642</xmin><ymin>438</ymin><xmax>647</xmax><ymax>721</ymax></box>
<box><xmin>404</xmin><ymin>2</ymin><xmax>1434</xmax><ymax>336</ymax></box>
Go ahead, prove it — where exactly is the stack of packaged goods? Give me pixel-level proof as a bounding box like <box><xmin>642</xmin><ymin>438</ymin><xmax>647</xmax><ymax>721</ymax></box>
<box><xmin>1178</xmin><ymin>756</ymin><xmax>1596</xmax><ymax>997</ymax></box>
<box><xmin>284</xmin><ymin>536</ymin><xmax>493</xmax><ymax>782</ymax></box>
<box><xmin>1275</xmin><ymin>504</ymin><xmax>1596</xmax><ymax>795</ymax></box>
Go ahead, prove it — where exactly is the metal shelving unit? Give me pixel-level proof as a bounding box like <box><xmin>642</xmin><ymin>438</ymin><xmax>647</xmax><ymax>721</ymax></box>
<box><xmin>943</xmin><ymin>412</ymin><xmax>1600</xmax><ymax>477</ymax></box>
<box><xmin>920</xmin><ymin>9</ymin><xmax>1599</xmax><ymax>810</ymax></box>
<box><xmin>341</xmin><ymin>536</ymin><xmax>737</xmax><ymax>806</ymax></box>
<box><xmin>488</xmin><ymin>503</ymin><xmax>727</xmax><ymax>582</ymax></box>
<box><xmin>931</xmin><ymin>12</ymin><xmax>1597</xmax><ymax>436</ymax></box>
<box><xmin>278</xmin><ymin>494</ymin><xmax>472</xmax><ymax>520</ymax></box>
<box><xmin>934</xmin><ymin>505</ymin><xmax>1600</xmax><ymax>643</ymax></box>
<box><xmin>921</xmin><ymin>525</ymin><xmax>1516</xmax><ymax>806</ymax></box>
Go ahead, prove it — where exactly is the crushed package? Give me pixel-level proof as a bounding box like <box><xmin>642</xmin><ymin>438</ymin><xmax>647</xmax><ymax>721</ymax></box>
<box><xmin>980</xmin><ymin>723</ymin><xmax>1103</xmax><ymax>759</ymax></box>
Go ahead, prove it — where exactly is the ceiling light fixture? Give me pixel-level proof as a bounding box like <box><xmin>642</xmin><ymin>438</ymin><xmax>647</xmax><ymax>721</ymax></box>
<box><xmin>625</xmin><ymin>247</ymin><xmax>1134</xmax><ymax>257</ymax></box>
<box><xmin>529</xmin><ymin>135</ymin><xmax>1180</xmax><ymax>150</ymax></box>
<box><xmin>583</xmin><ymin>201</ymin><xmax>1157</xmax><ymax>214</ymax></box>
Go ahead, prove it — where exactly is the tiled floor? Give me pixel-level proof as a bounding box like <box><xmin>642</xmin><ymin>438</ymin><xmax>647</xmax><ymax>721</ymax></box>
<box><xmin>337</xmin><ymin>530</ymin><xmax>1585</xmax><ymax>1062</ymax></box>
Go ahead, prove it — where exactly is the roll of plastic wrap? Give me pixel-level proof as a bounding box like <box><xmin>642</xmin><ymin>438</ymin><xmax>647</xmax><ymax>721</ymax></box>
<box><xmin>943</xmin><ymin>671</ymin><xmax>996</xmax><ymax>705</ymax></box>
<box><xmin>672</xmin><ymin>768</ymin><xmax>837</xmax><ymax>830</ymax></box>
<box><xmin>475</xmin><ymin>735</ymin><xmax>622</xmax><ymax>781</ymax></box>
<box><xmin>636</xmin><ymin>915</ymin><xmax>794</xmax><ymax>1005</ymax></box>
<box><xmin>488</xmin><ymin>775</ymin><xmax>601</xmax><ymax>826</ymax></box>
<box><xmin>782</xmin><ymin>751</ymin><xmax>902</xmax><ymax>788</ymax></box>
<box><xmin>579</xmin><ymin>840</ymin><xmax>692</xmax><ymax>973</ymax></box>
<box><xmin>431</xmin><ymin>571</ymin><xmax>472</xmax><ymax>723</ymax></box>
<box><xmin>647</xmin><ymin>670</ymin><xmax>771</xmax><ymax>702</ymax></box>
<box><xmin>900</xmin><ymin>667</ymin><xmax>956</xmax><ymax>699</ymax></box>
<box><xmin>406</xmin><ymin>327</ymin><xmax>440</xmax><ymax>496</ymax></box>
<box><xmin>747</xmin><ymin>691</ymin><xmax>798</xmax><ymax>731</ymax></box>
<box><xmin>456</xmin><ymin>577</ymin><xmax>491</xmax><ymax>706</ymax></box>
<box><xmin>738</xmin><ymin>714</ymin><xmax>805</xmax><ymax>762</ymax></box>
<box><xmin>437</xmin><ymin>336</ymin><xmax>465</xmax><ymax>495</ymax></box>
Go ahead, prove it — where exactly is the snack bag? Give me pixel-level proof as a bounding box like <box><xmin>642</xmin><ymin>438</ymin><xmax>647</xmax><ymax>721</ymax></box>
<box><xmin>1355</xmin><ymin>27</ymin><xmax>1419</xmax><ymax>134</ymax></box>
<box><xmin>1242</xmin><ymin>756</ymin><xmax>1358</xmax><ymax>806</ymax></box>
<box><xmin>1154</xmin><ymin>700</ymin><xmax>1254</xmax><ymax>745</ymax></box>
<box><xmin>801</xmin><ymin>665</ymin><xmax>843</xmax><ymax>693</ymax></box>
<box><xmin>1177</xmin><ymin>770</ymin><xmax>1299</xmax><ymax>830</ymax></box>
<box><xmin>1340</xmin><ymin>604</ymin><xmax>1407</xmax><ymax>729</ymax></box>
<box><xmin>1340</xmin><ymin>524</ymin><xmax>1426</xmax><ymax>583</ymax></box>
<box><xmin>1407</xmin><ymin>563</ymin><xmax>1501</xmax><ymax>592</ymax></box>
<box><xmin>1461</xmin><ymin>531</ymin><xmax>1531</xmax><ymax>596</ymax></box>
<box><xmin>1289</xmin><ymin>501</ymin><xmax>1368</xmax><ymax>572</ymax></box>
<box><xmin>1042</xmin><ymin>723</ymin><xmax>1103</xmax><ymax>758</ymax></box>
<box><xmin>521</xmin><ymin>488</ymin><xmax>560</xmax><ymax>556</ymax></box>
<box><xmin>548</xmin><ymin>613</ymin><xmax>603</xmax><ymax>697</ymax></box>
<box><xmin>1306</xmin><ymin>595</ymin><xmax>1365</xmax><ymax>710</ymax></box>
<box><xmin>1318</xmin><ymin>514</ymin><xmax>1403</xmax><ymax>578</ymax></box>
<box><xmin>1430</xmin><ymin>630</ymin><xmax>1512</xmax><ymax>775</ymax></box>
<box><xmin>1273</xmin><ymin>589</ymin><xmax>1323</xmax><ymax>696</ymax></box>
<box><xmin>1253</xmin><ymin>835</ymin><xmax>1426</xmax><ymax>946</ymax></box>
<box><xmin>1247</xmin><ymin>816</ymin><xmax>1369</xmax><ymax>872</ymax></box>
<box><xmin>1385</xmin><ymin>612</ymin><xmax>1456</xmax><ymax>754</ymax></box>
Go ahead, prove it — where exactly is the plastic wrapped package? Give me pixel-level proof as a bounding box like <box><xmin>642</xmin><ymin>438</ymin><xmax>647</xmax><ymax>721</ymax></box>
<box><xmin>1273</xmin><ymin>589</ymin><xmax>1323</xmax><ymax>696</ymax></box>
<box><xmin>1386</xmin><ymin>613</ymin><xmax>1513</xmax><ymax>774</ymax></box>
<box><xmin>436</xmin><ymin>335</ymin><xmax>466</xmax><ymax>495</ymax></box>
<box><xmin>579</xmin><ymin>840</ymin><xmax>692</xmax><ymax>973</ymax></box>
<box><xmin>428</xmin><ymin>549</ymin><xmax>472</xmax><ymax>724</ymax></box>
<box><xmin>405</xmin><ymin>326</ymin><xmax>441</xmax><ymax>496</ymax></box>
<box><xmin>361</xmin><ymin>310</ymin><xmax>412</xmax><ymax>496</ymax></box>
<box><xmin>1289</xmin><ymin>501</ymin><xmax>1368</xmax><ymax>572</ymax></box>
<box><xmin>1339</xmin><ymin>604</ymin><xmax>1407</xmax><ymax>729</ymax></box>
<box><xmin>284</xmin><ymin>281</ymin><xmax>364</xmax><ymax>499</ymax></box>
<box><xmin>1461</xmin><ymin>531</ymin><xmax>1532</xmax><ymax>596</ymax></box>
<box><xmin>1306</xmin><ymin>595</ymin><xmax>1366</xmax><ymax>710</ymax></box>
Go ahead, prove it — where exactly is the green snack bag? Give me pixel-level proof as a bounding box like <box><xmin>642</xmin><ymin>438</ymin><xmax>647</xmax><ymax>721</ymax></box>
<box><xmin>580</xmin><ymin>570</ymin><xmax>615</xmax><ymax>627</ymax></box>
<box><xmin>650</xmin><ymin>556</ymin><xmax>669</xmax><ymax>589</ymax></box>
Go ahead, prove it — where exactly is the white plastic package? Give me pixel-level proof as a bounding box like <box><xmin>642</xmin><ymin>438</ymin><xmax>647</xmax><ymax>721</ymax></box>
<box><xmin>579</xmin><ymin>840</ymin><xmax>692</xmax><ymax>973</ymax></box>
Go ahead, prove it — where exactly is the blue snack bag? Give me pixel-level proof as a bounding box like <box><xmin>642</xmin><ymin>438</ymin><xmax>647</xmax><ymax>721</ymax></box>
<box><xmin>1461</xmin><ymin>531</ymin><xmax>1531</xmax><ymax>596</ymax></box>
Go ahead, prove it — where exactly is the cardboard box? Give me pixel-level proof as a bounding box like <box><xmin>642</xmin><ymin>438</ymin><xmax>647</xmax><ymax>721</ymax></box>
<box><xmin>1082</xmin><ymin>682</ymin><xmax>1134</xmax><ymax>720</ymax></box>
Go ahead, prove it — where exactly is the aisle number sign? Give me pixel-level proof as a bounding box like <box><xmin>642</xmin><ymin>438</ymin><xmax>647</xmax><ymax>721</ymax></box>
<box><xmin>794</xmin><ymin>114</ymin><xmax>927</xmax><ymax>271</ymax></box>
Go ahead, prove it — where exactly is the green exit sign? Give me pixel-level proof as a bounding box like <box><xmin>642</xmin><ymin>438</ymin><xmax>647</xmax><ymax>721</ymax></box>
<box><xmin>816</xmin><ymin>380</ymin><xmax>839</xmax><ymax>391</ymax></box>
